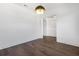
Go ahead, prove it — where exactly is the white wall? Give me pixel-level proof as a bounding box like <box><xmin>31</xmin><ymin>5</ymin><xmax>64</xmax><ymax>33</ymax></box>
<box><xmin>43</xmin><ymin>17</ymin><xmax>56</xmax><ymax>37</ymax></box>
<box><xmin>56</xmin><ymin>4</ymin><xmax>79</xmax><ymax>47</ymax></box>
<box><xmin>0</xmin><ymin>4</ymin><xmax>43</xmax><ymax>49</ymax></box>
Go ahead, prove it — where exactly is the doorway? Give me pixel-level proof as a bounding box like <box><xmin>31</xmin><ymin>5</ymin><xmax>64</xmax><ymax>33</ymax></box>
<box><xmin>43</xmin><ymin>16</ymin><xmax>56</xmax><ymax>39</ymax></box>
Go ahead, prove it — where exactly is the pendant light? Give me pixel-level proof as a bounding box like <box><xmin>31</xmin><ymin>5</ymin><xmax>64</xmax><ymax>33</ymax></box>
<box><xmin>35</xmin><ymin>5</ymin><xmax>46</xmax><ymax>14</ymax></box>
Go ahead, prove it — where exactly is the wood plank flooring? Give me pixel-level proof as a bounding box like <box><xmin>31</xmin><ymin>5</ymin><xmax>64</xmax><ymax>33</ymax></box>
<box><xmin>0</xmin><ymin>36</ymin><xmax>79</xmax><ymax>56</ymax></box>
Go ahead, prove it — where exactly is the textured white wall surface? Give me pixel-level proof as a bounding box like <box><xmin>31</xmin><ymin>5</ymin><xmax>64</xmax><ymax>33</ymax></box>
<box><xmin>0</xmin><ymin>4</ymin><xmax>43</xmax><ymax>49</ymax></box>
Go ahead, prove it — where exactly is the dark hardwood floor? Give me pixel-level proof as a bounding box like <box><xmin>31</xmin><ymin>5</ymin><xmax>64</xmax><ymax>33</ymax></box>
<box><xmin>0</xmin><ymin>36</ymin><xmax>79</xmax><ymax>56</ymax></box>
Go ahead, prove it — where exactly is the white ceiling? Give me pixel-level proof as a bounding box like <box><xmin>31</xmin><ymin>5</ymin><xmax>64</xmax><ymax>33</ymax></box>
<box><xmin>14</xmin><ymin>3</ymin><xmax>58</xmax><ymax>17</ymax></box>
<box><xmin>14</xmin><ymin>3</ymin><xmax>79</xmax><ymax>18</ymax></box>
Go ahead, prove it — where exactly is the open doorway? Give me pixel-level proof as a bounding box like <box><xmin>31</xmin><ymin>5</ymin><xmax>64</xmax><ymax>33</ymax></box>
<box><xmin>43</xmin><ymin>16</ymin><xmax>56</xmax><ymax>41</ymax></box>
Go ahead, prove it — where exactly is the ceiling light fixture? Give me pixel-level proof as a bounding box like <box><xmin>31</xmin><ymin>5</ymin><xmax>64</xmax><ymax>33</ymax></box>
<box><xmin>35</xmin><ymin>5</ymin><xmax>46</xmax><ymax>14</ymax></box>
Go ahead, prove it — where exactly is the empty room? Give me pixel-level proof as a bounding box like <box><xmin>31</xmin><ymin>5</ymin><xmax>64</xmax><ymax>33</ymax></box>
<box><xmin>0</xmin><ymin>3</ymin><xmax>79</xmax><ymax>56</ymax></box>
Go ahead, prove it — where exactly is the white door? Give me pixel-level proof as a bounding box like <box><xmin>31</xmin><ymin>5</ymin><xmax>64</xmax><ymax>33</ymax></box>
<box><xmin>46</xmin><ymin>17</ymin><xmax>56</xmax><ymax>37</ymax></box>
